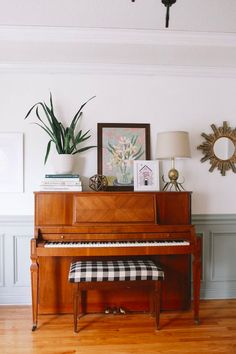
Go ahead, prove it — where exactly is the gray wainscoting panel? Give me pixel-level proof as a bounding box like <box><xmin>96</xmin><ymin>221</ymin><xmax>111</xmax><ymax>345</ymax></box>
<box><xmin>193</xmin><ymin>214</ymin><xmax>236</xmax><ymax>300</ymax></box>
<box><xmin>0</xmin><ymin>214</ymin><xmax>235</xmax><ymax>304</ymax></box>
<box><xmin>13</xmin><ymin>235</ymin><xmax>31</xmax><ymax>286</ymax></box>
<box><xmin>211</xmin><ymin>232</ymin><xmax>236</xmax><ymax>281</ymax></box>
<box><xmin>0</xmin><ymin>216</ymin><xmax>33</xmax><ymax>304</ymax></box>
<box><xmin>0</xmin><ymin>234</ymin><xmax>4</xmax><ymax>287</ymax></box>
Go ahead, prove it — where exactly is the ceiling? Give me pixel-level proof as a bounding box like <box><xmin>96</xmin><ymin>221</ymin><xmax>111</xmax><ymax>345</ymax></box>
<box><xmin>0</xmin><ymin>0</ymin><xmax>236</xmax><ymax>33</ymax></box>
<box><xmin>0</xmin><ymin>0</ymin><xmax>236</xmax><ymax>70</ymax></box>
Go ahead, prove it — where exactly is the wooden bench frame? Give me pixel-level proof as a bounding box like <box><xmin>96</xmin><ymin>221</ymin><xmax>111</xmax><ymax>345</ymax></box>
<box><xmin>72</xmin><ymin>279</ymin><xmax>163</xmax><ymax>333</ymax></box>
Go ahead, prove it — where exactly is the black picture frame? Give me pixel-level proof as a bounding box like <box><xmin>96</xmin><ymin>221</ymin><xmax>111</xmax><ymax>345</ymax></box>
<box><xmin>97</xmin><ymin>123</ymin><xmax>151</xmax><ymax>191</ymax></box>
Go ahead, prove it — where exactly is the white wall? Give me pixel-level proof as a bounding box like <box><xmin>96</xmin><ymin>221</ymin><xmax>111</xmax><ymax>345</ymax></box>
<box><xmin>0</xmin><ymin>69</ymin><xmax>236</xmax><ymax>215</ymax></box>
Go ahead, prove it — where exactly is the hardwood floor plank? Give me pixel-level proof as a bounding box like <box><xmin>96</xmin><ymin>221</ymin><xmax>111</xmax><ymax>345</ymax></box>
<box><xmin>0</xmin><ymin>300</ymin><xmax>236</xmax><ymax>354</ymax></box>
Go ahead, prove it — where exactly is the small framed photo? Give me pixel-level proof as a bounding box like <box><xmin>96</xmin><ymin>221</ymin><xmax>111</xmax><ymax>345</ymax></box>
<box><xmin>97</xmin><ymin>123</ymin><xmax>150</xmax><ymax>191</ymax></box>
<box><xmin>133</xmin><ymin>160</ymin><xmax>160</xmax><ymax>191</ymax></box>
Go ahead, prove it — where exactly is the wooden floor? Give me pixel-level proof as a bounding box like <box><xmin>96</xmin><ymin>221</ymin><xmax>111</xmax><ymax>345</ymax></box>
<box><xmin>0</xmin><ymin>300</ymin><xmax>236</xmax><ymax>354</ymax></box>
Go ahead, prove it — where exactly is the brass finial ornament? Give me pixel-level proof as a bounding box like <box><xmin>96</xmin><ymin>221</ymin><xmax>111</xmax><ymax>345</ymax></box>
<box><xmin>131</xmin><ymin>0</ymin><xmax>177</xmax><ymax>28</ymax></box>
<box><xmin>197</xmin><ymin>121</ymin><xmax>236</xmax><ymax>176</ymax></box>
<box><xmin>156</xmin><ymin>131</ymin><xmax>191</xmax><ymax>192</ymax></box>
<box><xmin>162</xmin><ymin>158</ymin><xmax>185</xmax><ymax>191</ymax></box>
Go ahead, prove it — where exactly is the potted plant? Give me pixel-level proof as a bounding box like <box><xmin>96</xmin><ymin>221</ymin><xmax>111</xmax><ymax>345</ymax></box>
<box><xmin>25</xmin><ymin>93</ymin><xmax>96</xmax><ymax>173</ymax></box>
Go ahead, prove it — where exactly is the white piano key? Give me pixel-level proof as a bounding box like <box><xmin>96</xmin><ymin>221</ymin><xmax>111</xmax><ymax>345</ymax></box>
<box><xmin>45</xmin><ymin>240</ymin><xmax>190</xmax><ymax>248</ymax></box>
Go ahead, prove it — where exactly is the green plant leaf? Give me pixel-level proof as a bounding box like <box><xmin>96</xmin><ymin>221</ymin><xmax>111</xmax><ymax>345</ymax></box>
<box><xmin>35</xmin><ymin>108</ymin><xmax>54</xmax><ymax>137</ymax></box>
<box><xmin>70</xmin><ymin>111</ymin><xmax>83</xmax><ymax>133</ymax></box>
<box><xmin>34</xmin><ymin>123</ymin><xmax>55</xmax><ymax>142</ymax></box>
<box><xmin>72</xmin><ymin>145</ymin><xmax>97</xmax><ymax>155</ymax></box>
<box><xmin>44</xmin><ymin>139</ymin><xmax>53</xmax><ymax>164</ymax></box>
<box><xmin>24</xmin><ymin>93</ymin><xmax>96</xmax><ymax>163</ymax></box>
<box><xmin>74</xmin><ymin>129</ymin><xmax>91</xmax><ymax>144</ymax></box>
<box><xmin>71</xmin><ymin>96</ymin><xmax>95</xmax><ymax>126</ymax></box>
<box><xmin>49</xmin><ymin>92</ymin><xmax>54</xmax><ymax>114</ymax></box>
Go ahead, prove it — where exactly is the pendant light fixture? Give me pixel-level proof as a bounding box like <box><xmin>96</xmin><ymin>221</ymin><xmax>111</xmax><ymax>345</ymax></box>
<box><xmin>161</xmin><ymin>0</ymin><xmax>176</xmax><ymax>28</ymax></box>
<box><xmin>131</xmin><ymin>0</ymin><xmax>177</xmax><ymax>28</ymax></box>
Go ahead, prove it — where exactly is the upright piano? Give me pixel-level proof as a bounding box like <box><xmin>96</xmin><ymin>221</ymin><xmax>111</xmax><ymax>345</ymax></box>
<box><xmin>31</xmin><ymin>191</ymin><xmax>201</xmax><ymax>330</ymax></box>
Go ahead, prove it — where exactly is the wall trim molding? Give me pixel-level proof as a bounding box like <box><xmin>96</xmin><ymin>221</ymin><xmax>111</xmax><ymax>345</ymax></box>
<box><xmin>192</xmin><ymin>214</ymin><xmax>236</xmax><ymax>225</ymax></box>
<box><xmin>0</xmin><ymin>215</ymin><xmax>33</xmax><ymax>227</ymax></box>
<box><xmin>1</xmin><ymin>213</ymin><xmax>235</xmax><ymax>224</ymax></box>
<box><xmin>200</xmin><ymin>284</ymin><xmax>236</xmax><ymax>300</ymax></box>
<box><xmin>1</xmin><ymin>62</ymin><xmax>236</xmax><ymax>78</ymax></box>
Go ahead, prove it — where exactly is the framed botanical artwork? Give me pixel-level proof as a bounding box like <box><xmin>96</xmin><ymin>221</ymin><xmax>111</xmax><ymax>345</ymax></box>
<box><xmin>133</xmin><ymin>160</ymin><xmax>160</xmax><ymax>191</ymax></box>
<box><xmin>97</xmin><ymin>123</ymin><xmax>150</xmax><ymax>191</ymax></box>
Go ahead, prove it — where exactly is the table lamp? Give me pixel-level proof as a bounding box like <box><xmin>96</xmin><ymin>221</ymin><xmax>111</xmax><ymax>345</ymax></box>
<box><xmin>156</xmin><ymin>131</ymin><xmax>191</xmax><ymax>191</ymax></box>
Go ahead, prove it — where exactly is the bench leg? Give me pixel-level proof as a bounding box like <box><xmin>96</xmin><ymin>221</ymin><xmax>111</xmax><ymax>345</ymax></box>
<box><xmin>154</xmin><ymin>280</ymin><xmax>162</xmax><ymax>330</ymax></box>
<box><xmin>73</xmin><ymin>284</ymin><xmax>80</xmax><ymax>333</ymax></box>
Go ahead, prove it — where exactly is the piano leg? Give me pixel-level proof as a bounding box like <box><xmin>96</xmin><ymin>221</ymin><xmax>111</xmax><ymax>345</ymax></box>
<box><xmin>192</xmin><ymin>236</ymin><xmax>202</xmax><ymax>324</ymax></box>
<box><xmin>31</xmin><ymin>239</ymin><xmax>39</xmax><ymax>331</ymax></box>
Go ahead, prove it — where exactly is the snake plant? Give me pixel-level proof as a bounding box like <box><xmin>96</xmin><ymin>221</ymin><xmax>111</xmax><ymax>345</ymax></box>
<box><xmin>25</xmin><ymin>93</ymin><xmax>96</xmax><ymax>164</ymax></box>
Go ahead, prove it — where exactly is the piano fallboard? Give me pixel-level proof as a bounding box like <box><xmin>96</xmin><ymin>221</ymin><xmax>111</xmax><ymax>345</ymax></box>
<box><xmin>36</xmin><ymin>224</ymin><xmax>195</xmax><ymax>242</ymax></box>
<box><xmin>37</xmin><ymin>232</ymin><xmax>192</xmax><ymax>242</ymax></box>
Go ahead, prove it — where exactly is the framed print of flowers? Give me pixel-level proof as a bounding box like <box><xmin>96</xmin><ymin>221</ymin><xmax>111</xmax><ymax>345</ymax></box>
<box><xmin>97</xmin><ymin>123</ymin><xmax>150</xmax><ymax>191</ymax></box>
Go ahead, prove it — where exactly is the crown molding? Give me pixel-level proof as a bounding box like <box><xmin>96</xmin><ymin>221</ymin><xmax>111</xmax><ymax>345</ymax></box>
<box><xmin>1</xmin><ymin>61</ymin><xmax>236</xmax><ymax>78</ymax></box>
<box><xmin>0</xmin><ymin>26</ymin><xmax>236</xmax><ymax>76</ymax></box>
<box><xmin>0</xmin><ymin>25</ymin><xmax>236</xmax><ymax>47</ymax></box>
<box><xmin>0</xmin><ymin>26</ymin><xmax>235</xmax><ymax>71</ymax></box>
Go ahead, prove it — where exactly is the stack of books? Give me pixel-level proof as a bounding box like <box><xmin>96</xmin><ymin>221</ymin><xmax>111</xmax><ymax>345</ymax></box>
<box><xmin>39</xmin><ymin>173</ymin><xmax>82</xmax><ymax>191</ymax></box>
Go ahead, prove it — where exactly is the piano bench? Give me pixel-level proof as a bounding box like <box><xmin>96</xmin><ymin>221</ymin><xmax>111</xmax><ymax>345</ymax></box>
<box><xmin>68</xmin><ymin>259</ymin><xmax>164</xmax><ymax>333</ymax></box>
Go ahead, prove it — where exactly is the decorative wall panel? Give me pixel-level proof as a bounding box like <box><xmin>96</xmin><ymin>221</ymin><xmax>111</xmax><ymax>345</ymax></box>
<box><xmin>0</xmin><ymin>216</ymin><xmax>32</xmax><ymax>304</ymax></box>
<box><xmin>0</xmin><ymin>214</ymin><xmax>236</xmax><ymax>304</ymax></box>
<box><xmin>210</xmin><ymin>232</ymin><xmax>236</xmax><ymax>281</ymax></box>
<box><xmin>0</xmin><ymin>234</ymin><xmax>4</xmax><ymax>287</ymax></box>
<box><xmin>193</xmin><ymin>214</ymin><xmax>236</xmax><ymax>299</ymax></box>
<box><xmin>13</xmin><ymin>235</ymin><xmax>31</xmax><ymax>286</ymax></box>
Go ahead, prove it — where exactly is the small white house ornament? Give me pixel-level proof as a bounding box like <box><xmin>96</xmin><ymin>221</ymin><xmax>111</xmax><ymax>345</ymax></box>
<box><xmin>133</xmin><ymin>160</ymin><xmax>160</xmax><ymax>191</ymax></box>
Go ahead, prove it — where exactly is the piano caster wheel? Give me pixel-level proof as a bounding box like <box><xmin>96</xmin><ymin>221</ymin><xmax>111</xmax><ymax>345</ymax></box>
<box><xmin>32</xmin><ymin>325</ymin><xmax>37</xmax><ymax>331</ymax></box>
<box><xmin>194</xmin><ymin>319</ymin><xmax>200</xmax><ymax>325</ymax></box>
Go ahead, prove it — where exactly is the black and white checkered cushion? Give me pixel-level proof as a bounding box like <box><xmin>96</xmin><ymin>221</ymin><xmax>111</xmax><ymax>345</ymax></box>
<box><xmin>68</xmin><ymin>259</ymin><xmax>164</xmax><ymax>283</ymax></box>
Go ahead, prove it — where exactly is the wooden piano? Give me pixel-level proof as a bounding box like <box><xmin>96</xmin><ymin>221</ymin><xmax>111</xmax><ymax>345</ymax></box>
<box><xmin>31</xmin><ymin>191</ymin><xmax>201</xmax><ymax>330</ymax></box>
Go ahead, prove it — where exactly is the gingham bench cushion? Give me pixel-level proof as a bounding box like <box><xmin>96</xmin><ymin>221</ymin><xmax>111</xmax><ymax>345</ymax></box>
<box><xmin>68</xmin><ymin>259</ymin><xmax>164</xmax><ymax>283</ymax></box>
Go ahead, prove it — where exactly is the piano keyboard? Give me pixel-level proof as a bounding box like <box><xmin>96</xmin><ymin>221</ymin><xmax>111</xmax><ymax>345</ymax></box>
<box><xmin>45</xmin><ymin>240</ymin><xmax>190</xmax><ymax>248</ymax></box>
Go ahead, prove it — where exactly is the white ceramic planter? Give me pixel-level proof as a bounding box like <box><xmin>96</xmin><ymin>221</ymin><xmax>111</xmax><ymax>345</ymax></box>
<box><xmin>52</xmin><ymin>154</ymin><xmax>75</xmax><ymax>174</ymax></box>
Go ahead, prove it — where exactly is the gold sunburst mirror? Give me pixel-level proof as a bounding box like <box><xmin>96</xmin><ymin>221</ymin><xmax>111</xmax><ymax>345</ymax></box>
<box><xmin>197</xmin><ymin>121</ymin><xmax>236</xmax><ymax>176</ymax></box>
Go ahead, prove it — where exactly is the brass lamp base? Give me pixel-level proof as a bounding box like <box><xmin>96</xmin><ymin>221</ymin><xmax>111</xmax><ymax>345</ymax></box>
<box><xmin>162</xmin><ymin>168</ymin><xmax>185</xmax><ymax>192</ymax></box>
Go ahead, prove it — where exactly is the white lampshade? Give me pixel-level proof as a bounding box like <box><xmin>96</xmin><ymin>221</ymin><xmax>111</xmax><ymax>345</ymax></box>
<box><xmin>156</xmin><ymin>131</ymin><xmax>191</xmax><ymax>160</ymax></box>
